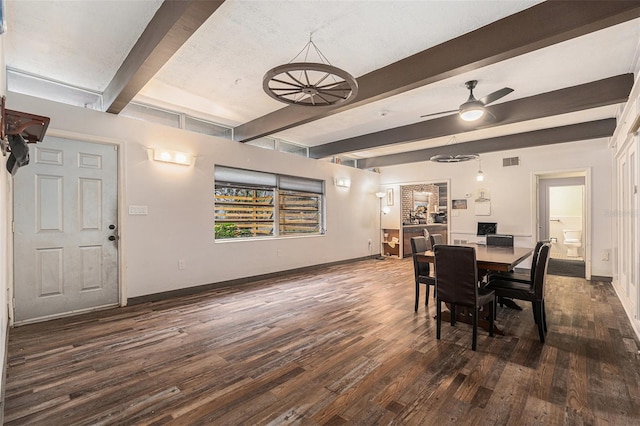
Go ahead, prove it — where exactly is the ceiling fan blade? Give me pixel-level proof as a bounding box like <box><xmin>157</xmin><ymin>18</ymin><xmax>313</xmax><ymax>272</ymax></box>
<box><xmin>479</xmin><ymin>87</ymin><xmax>514</xmax><ymax>106</ymax></box>
<box><xmin>484</xmin><ymin>108</ymin><xmax>496</xmax><ymax>121</ymax></box>
<box><xmin>420</xmin><ymin>109</ymin><xmax>458</xmax><ymax>118</ymax></box>
<box><xmin>470</xmin><ymin>109</ymin><xmax>498</xmax><ymax>129</ymax></box>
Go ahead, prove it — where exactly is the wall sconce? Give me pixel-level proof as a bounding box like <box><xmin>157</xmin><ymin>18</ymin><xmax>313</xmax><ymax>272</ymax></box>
<box><xmin>334</xmin><ymin>177</ymin><xmax>351</xmax><ymax>188</ymax></box>
<box><xmin>153</xmin><ymin>149</ymin><xmax>193</xmax><ymax>166</ymax></box>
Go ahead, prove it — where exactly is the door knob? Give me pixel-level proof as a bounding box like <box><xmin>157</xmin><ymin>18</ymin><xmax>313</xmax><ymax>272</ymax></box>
<box><xmin>109</xmin><ymin>224</ymin><xmax>116</xmax><ymax>230</ymax></box>
<box><xmin>108</xmin><ymin>235</ymin><xmax>116</xmax><ymax>241</ymax></box>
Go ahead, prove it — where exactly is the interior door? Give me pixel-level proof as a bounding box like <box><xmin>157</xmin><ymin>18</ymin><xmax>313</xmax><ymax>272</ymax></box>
<box><xmin>620</xmin><ymin>144</ymin><xmax>638</xmax><ymax>312</ymax></box>
<box><xmin>629</xmin><ymin>145</ymin><xmax>637</xmax><ymax>317</ymax></box>
<box><xmin>13</xmin><ymin>137</ymin><xmax>119</xmax><ymax>323</ymax></box>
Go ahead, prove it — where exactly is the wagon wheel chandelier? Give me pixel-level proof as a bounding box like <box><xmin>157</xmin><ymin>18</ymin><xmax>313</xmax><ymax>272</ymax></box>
<box><xmin>263</xmin><ymin>34</ymin><xmax>358</xmax><ymax>107</ymax></box>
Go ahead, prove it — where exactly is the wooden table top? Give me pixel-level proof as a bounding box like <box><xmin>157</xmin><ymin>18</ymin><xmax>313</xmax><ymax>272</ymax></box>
<box><xmin>416</xmin><ymin>243</ymin><xmax>534</xmax><ymax>272</ymax></box>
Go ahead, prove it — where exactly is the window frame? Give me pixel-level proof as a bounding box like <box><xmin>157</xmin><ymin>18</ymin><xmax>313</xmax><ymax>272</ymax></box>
<box><xmin>214</xmin><ymin>166</ymin><xmax>325</xmax><ymax>241</ymax></box>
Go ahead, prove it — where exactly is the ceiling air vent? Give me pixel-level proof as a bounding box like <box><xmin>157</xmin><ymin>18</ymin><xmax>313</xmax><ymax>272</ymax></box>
<box><xmin>503</xmin><ymin>156</ymin><xmax>520</xmax><ymax>167</ymax></box>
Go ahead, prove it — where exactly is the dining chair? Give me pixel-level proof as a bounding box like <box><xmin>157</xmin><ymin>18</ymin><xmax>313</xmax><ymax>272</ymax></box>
<box><xmin>429</xmin><ymin>233</ymin><xmax>444</xmax><ymax>248</ymax></box>
<box><xmin>434</xmin><ymin>245</ymin><xmax>495</xmax><ymax>351</ymax></box>
<box><xmin>486</xmin><ymin>243</ymin><xmax>551</xmax><ymax>342</ymax></box>
<box><xmin>410</xmin><ymin>236</ymin><xmax>436</xmax><ymax>311</ymax></box>
<box><xmin>488</xmin><ymin>239</ymin><xmax>549</xmax><ymax>285</ymax></box>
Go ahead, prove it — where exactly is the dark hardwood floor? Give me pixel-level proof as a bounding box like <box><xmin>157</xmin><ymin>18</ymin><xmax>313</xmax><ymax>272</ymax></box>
<box><xmin>4</xmin><ymin>258</ymin><xmax>640</xmax><ymax>425</ymax></box>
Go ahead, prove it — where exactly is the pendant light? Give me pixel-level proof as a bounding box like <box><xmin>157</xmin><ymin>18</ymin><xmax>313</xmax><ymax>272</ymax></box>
<box><xmin>476</xmin><ymin>158</ymin><xmax>484</xmax><ymax>181</ymax></box>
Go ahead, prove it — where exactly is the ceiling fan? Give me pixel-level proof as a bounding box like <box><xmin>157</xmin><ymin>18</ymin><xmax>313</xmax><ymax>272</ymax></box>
<box><xmin>421</xmin><ymin>80</ymin><xmax>514</xmax><ymax>121</ymax></box>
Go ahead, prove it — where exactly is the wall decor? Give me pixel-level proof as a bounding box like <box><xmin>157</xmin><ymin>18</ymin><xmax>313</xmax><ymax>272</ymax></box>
<box><xmin>475</xmin><ymin>201</ymin><xmax>491</xmax><ymax>216</ymax></box>
<box><xmin>387</xmin><ymin>188</ymin><xmax>394</xmax><ymax>206</ymax></box>
<box><xmin>452</xmin><ymin>199</ymin><xmax>467</xmax><ymax>209</ymax></box>
<box><xmin>476</xmin><ymin>188</ymin><xmax>490</xmax><ymax>201</ymax></box>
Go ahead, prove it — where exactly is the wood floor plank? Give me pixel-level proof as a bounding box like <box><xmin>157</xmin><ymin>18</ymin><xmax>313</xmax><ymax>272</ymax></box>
<box><xmin>4</xmin><ymin>258</ymin><xmax>640</xmax><ymax>425</ymax></box>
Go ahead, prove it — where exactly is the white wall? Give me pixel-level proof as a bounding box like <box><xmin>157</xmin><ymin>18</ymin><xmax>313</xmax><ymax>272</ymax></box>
<box><xmin>378</xmin><ymin>138</ymin><xmax>614</xmax><ymax>277</ymax></box>
<box><xmin>7</xmin><ymin>93</ymin><xmax>381</xmax><ymax>299</ymax></box>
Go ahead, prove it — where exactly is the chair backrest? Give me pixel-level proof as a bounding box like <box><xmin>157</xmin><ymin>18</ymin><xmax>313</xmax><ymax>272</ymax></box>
<box><xmin>411</xmin><ymin>236</ymin><xmax>428</xmax><ymax>254</ymax></box>
<box><xmin>410</xmin><ymin>236</ymin><xmax>430</xmax><ymax>278</ymax></box>
<box><xmin>434</xmin><ymin>245</ymin><xmax>478</xmax><ymax>307</ymax></box>
<box><xmin>527</xmin><ymin>239</ymin><xmax>549</xmax><ymax>282</ymax></box>
<box><xmin>531</xmin><ymin>243</ymin><xmax>551</xmax><ymax>300</ymax></box>
<box><xmin>487</xmin><ymin>234</ymin><xmax>514</xmax><ymax>247</ymax></box>
<box><xmin>429</xmin><ymin>234</ymin><xmax>444</xmax><ymax>248</ymax></box>
<box><xmin>423</xmin><ymin>229</ymin><xmax>432</xmax><ymax>250</ymax></box>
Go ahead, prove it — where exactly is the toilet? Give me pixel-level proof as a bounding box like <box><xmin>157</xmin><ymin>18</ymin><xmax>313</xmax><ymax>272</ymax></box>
<box><xmin>563</xmin><ymin>229</ymin><xmax>582</xmax><ymax>257</ymax></box>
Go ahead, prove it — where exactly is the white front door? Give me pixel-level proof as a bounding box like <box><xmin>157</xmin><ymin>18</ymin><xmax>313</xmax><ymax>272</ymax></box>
<box><xmin>13</xmin><ymin>137</ymin><xmax>119</xmax><ymax>323</ymax></box>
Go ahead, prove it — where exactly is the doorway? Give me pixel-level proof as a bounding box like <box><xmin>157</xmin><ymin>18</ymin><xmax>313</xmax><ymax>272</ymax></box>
<box><xmin>537</xmin><ymin>174</ymin><xmax>587</xmax><ymax>278</ymax></box>
<box><xmin>13</xmin><ymin>137</ymin><xmax>120</xmax><ymax>323</ymax></box>
<box><xmin>399</xmin><ymin>182</ymin><xmax>449</xmax><ymax>258</ymax></box>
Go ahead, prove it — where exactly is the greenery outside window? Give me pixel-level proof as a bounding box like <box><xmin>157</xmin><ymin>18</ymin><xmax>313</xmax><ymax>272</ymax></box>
<box><xmin>214</xmin><ymin>186</ymin><xmax>274</xmax><ymax>238</ymax></box>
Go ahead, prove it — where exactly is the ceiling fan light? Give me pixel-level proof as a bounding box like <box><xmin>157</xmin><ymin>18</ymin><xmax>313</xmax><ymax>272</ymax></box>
<box><xmin>459</xmin><ymin>104</ymin><xmax>485</xmax><ymax>121</ymax></box>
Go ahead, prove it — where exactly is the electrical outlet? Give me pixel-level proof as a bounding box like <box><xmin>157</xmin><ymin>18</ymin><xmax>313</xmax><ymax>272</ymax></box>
<box><xmin>601</xmin><ymin>251</ymin><xmax>609</xmax><ymax>261</ymax></box>
<box><xmin>178</xmin><ymin>259</ymin><xmax>186</xmax><ymax>270</ymax></box>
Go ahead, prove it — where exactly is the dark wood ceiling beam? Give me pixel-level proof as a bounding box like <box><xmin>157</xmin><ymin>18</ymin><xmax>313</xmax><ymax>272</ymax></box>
<box><xmin>357</xmin><ymin>119</ymin><xmax>616</xmax><ymax>169</ymax></box>
<box><xmin>233</xmin><ymin>1</ymin><xmax>640</xmax><ymax>142</ymax></box>
<box><xmin>104</xmin><ymin>0</ymin><xmax>225</xmax><ymax>114</ymax></box>
<box><xmin>309</xmin><ymin>74</ymin><xmax>633</xmax><ymax>159</ymax></box>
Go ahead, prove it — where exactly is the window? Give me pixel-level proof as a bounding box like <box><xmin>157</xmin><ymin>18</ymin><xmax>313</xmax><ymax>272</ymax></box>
<box><xmin>246</xmin><ymin>137</ymin><xmax>276</xmax><ymax>150</ymax></box>
<box><xmin>7</xmin><ymin>68</ymin><xmax>104</xmax><ymax>110</ymax></box>
<box><xmin>279</xmin><ymin>191</ymin><xmax>321</xmax><ymax>235</ymax></box>
<box><xmin>340</xmin><ymin>158</ymin><xmax>358</xmax><ymax>168</ymax></box>
<box><xmin>214</xmin><ymin>186</ymin><xmax>275</xmax><ymax>238</ymax></box>
<box><xmin>120</xmin><ymin>103</ymin><xmax>181</xmax><ymax>128</ymax></box>
<box><xmin>214</xmin><ymin>166</ymin><xmax>324</xmax><ymax>240</ymax></box>
<box><xmin>278</xmin><ymin>140</ymin><xmax>308</xmax><ymax>157</ymax></box>
<box><xmin>185</xmin><ymin>116</ymin><xmax>233</xmax><ymax>139</ymax></box>
<box><xmin>121</xmin><ymin>102</ymin><xmax>234</xmax><ymax>139</ymax></box>
<box><xmin>245</xmin><ymin>138</ymin><xmax>308</xmax><ymax>158</ymax></box>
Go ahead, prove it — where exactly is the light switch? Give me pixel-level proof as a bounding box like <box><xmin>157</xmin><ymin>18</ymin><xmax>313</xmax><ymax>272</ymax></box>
<box><xmin>129</xmin><ymin>205</ymin><xmax>148</xmax><ymax>215</ymax></box>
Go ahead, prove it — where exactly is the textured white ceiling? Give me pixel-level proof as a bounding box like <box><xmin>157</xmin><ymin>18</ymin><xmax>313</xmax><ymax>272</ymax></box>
<box><xmin>3</xmin><ymin>0</ymin><xmax>639</xmax><ymax>161</ymax></box>
<box><xmin>5</xmin><ymin>0</ymin><xmax>163</xmax><ymax>91</ymax></box>
<box><xmin>140</xmin><ymin>0</ymin><xmax>543</xmax><ymax>125</ymax></box>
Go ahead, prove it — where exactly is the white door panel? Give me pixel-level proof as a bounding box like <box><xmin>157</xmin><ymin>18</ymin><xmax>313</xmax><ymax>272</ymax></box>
<box><xmin>13</xmin><ymin>137</ymin><xmax>118</xmax><ymax>323</ymax></box>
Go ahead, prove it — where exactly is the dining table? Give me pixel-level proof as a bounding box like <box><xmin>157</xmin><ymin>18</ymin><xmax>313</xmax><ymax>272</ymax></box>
<box><xmin>417</xmin><ymin>243</ymin><xmax>534</xmax><ymax>335</ymax></box>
